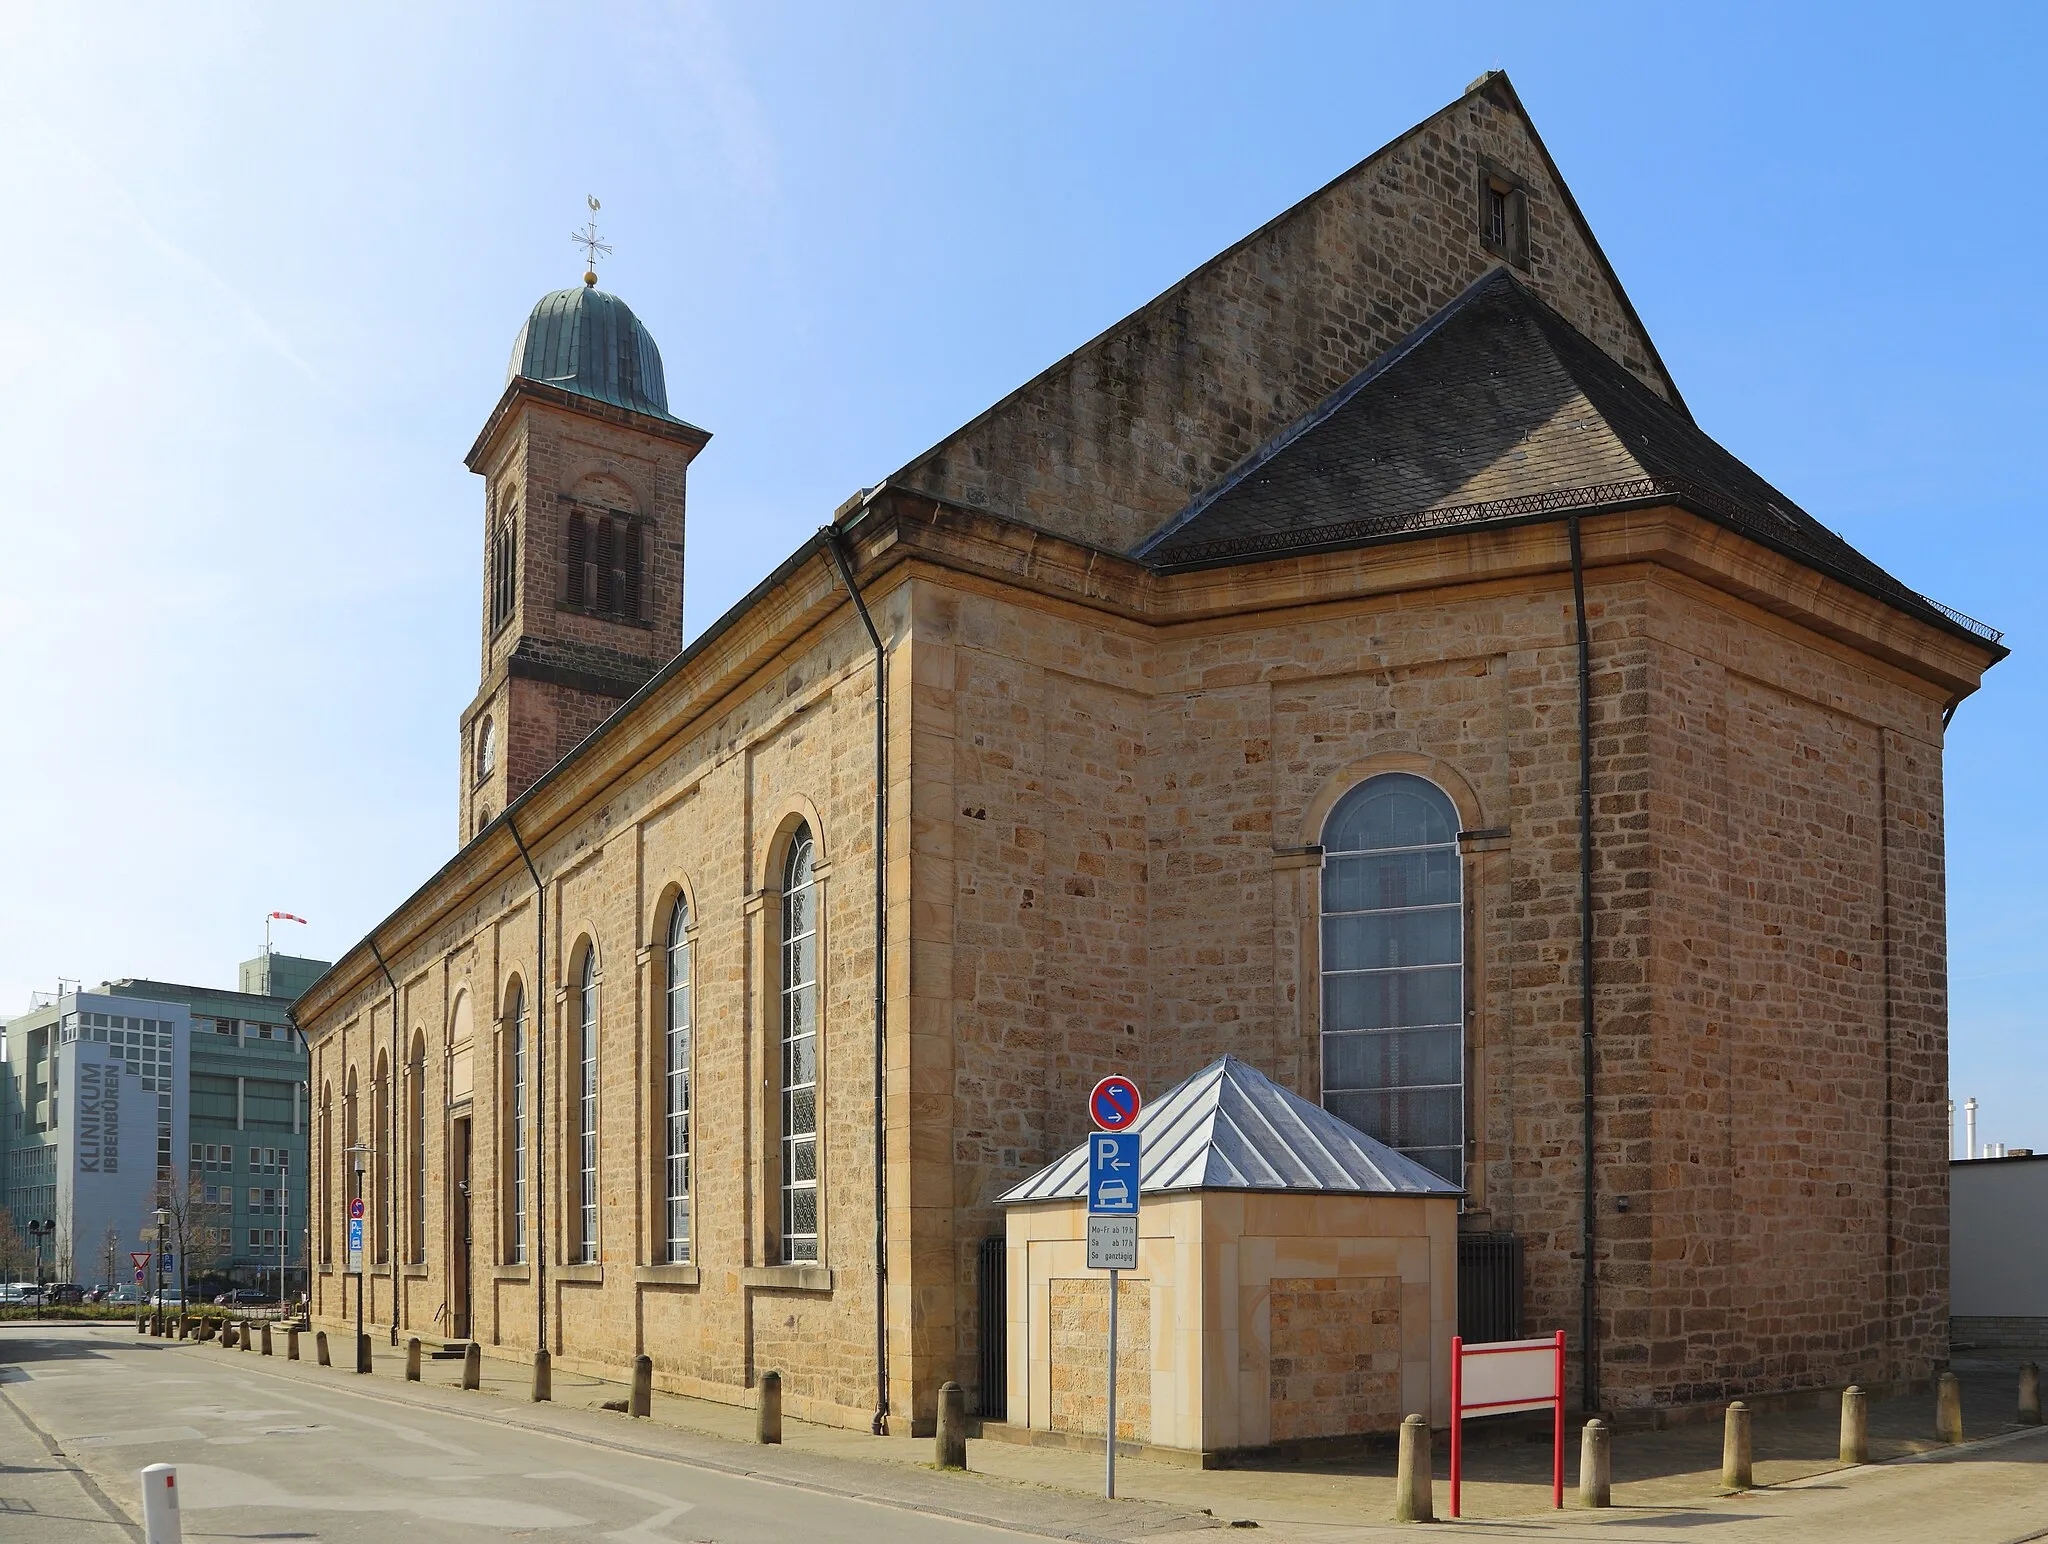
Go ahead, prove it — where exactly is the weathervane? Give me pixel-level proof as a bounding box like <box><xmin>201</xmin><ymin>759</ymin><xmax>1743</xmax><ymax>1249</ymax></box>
<box><xmin>572</xmin><ymin>195</ymin><xmax>611</xmax><ymax>287</ymax></box>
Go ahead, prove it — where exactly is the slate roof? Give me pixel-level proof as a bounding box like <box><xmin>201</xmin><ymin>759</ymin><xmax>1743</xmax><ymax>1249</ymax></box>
<box><xmin>996</xmin><ymin>1055</ymin><xmax>1463</xmax><ymax>1204</ymax></box>
<box><xmin>1134</xmin><ymin>269</ymin><xmax>2000</xmax><ymax>650</ymax></box>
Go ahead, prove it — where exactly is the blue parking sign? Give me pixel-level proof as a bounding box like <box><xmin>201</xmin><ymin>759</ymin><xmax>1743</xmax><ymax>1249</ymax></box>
<box><xmin>1088</xmin><ymin>1131</ymin><xmax>1140</xmax><ymax>1214</ymax></box>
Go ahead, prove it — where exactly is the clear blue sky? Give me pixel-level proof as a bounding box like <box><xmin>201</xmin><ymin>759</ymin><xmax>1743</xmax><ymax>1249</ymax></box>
<box><xmin>3</xmin><ymin>3</ymin><xmax>2040</xmax><ymax>1148</ymax></box>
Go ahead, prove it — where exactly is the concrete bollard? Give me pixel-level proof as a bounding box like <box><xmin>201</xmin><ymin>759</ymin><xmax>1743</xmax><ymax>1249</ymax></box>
<box><xmin>1394</xmin><ymin>1413</ymin><xmax>1433</xmax><ymax>1523</ymax></box>
<box><xmin>221</xmin><ymin>1322</ymin><xmax>236</xmax><ymax>1350</ymax></box>
<box><xmin>1840</xmin><ymin>1385</ymin><xmax>1868</xmax><ymax>1464</ymax></box>
<box><xmin>287</xmin><ymin>1328</ymin><xmax>300</xmax><ymax>1361</ymax></box>
<box><xmin>1578</xmin><ymin>1418</ymin><xmax>1611</xmax><ymax>1508</ymax></box>
<box><xmin>936</xmin><ymin>1380</ymin><xmax>968</xmax><ymax>1470</ymax></box>
<box><xmin>2020</xmin><ymin>1363</ymin><xmax>2041</xmax><ymax>1427</ymax></box>
<box><xmin>139</xmin><ymin>1462</ymin><xmax>181</xmax><ymax>1544</ymax></box>
<box><xmin>137</xmin><ymin>1312</ymin><xmax>147</xmax><ymax>1334</ymax></box>
<box><xmin>405</xmin><ymin>1337</ymin><xmax>421</xmax><ymax>1381</ymax></box>
<box><xmin>240</xmin><ymin>1319</ymin><xmax>252</xmax><ymax>1352</ymax></box>
<box><xmin>1937</xmin><ymin>1371</ymin><xmax>1964</xmax><ymax>1444</ymax></box>
<box><xmin>260</xmin><ymin>1324</ymin><xmax>273</xmax><ymax>1357</ymax></box>
<box><xmin>531</xmin><ymin>1347</ymin><xmax>551</xmax><ymax>1403</ymax></box>
<box><xmin>176</xmin><ymin>1318</ymin><xmax>188</xmax><ymax>1341</ymax></box>
<box><xmin>1722</xmin><ymin>1401</ymin><xmax>1752</xmax><ymax>1490</ymax></box>
<box><xmin>631</xmin><ymin>1354</ymin><xmax>652</xmax><ymax>1418</ymax></box>
<box><xmin>316</xmin><ymin>1330</ymin><xmax>331</xmax><ymax>1367</ymax></box>
<box><xmin>463</xmin><ymin>1342</ymin><xmax>481</xmax><ymax>1391</ymax></box>
<box><xmin>757</xmin><ymin>1370</ymin><xmax>783</xmax><ymax>1444</ymax></box>
<box><xmin>356</xmin><ymin>1333</ymin><xmax>372</xmax><ymax>1375</ymax></box>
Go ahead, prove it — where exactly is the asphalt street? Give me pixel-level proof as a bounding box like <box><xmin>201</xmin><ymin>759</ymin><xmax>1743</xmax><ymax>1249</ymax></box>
<box><xmin>0</xmin><ymin>1323</ymin><xmax>1162</xmax><ymax>1543</ymax></box>
<box><xmin>8</xmin><ymin>1322</ymin><xmax>2048</xmax><ymax>1544</ymax></box>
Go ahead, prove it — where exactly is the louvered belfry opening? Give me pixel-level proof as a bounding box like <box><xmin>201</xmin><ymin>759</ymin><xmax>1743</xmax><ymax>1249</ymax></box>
<box><xmin>563</xmin><ymin>508</ymin><xmax>646</xmax><ymax>623</ymax></box>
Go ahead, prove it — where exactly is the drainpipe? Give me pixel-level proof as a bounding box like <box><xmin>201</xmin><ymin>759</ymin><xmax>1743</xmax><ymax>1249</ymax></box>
<box><xmin>367</xmin><ymin>938</ymin><xmax>401</xmax><ymax>1346</ymax></box>
<box><xmin>285</xmin><ymin>1004</ymin><xmax>312</xmax><ymax>1308</ymax></box>
<box><xmin>1568</xmin><ymin>514</ymin><xmax>1598</xmax><ymax>1416</ymax></box>
<box><xmin>507</xmin><ymin>816</ymin><xmax>548</xmax><ymax>1361</ymax></box>
<box><xmin>823</xmin><ymin>522</ymin><xmax>891</xmax><ymax>1437</ymax></box>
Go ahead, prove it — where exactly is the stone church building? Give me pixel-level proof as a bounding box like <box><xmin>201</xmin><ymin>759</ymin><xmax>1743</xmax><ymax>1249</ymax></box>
<box><xmin>298</xmin><ymin>72</ymin><xmax>2002</xmax><ymax>1441</ymax></box>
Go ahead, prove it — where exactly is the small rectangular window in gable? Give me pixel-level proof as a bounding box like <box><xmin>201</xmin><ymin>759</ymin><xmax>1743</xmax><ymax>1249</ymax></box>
<box><xmin>1477</xmin><ymin>157</ymin><xmax>1530</xmax><ymax>269</ymax></box>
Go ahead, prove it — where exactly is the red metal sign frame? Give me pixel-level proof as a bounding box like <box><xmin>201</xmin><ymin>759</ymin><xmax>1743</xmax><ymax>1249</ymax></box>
<box><xmin>1448</xmin><ymin>1330</ymin><xmax>1566</xmax><ymax>1517</ymax></box>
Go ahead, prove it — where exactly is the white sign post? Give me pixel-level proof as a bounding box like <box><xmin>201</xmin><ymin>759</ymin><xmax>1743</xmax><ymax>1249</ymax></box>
<box><xmin>1086</xmin><ymin>1077</ymin><xmax>1142</xmax><ymax>1500</ymax></box>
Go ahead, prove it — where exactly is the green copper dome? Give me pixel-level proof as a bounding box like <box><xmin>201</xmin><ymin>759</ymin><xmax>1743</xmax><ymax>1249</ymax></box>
<box><xmin>508</xmin><ymin>283</ymin><xmax>677</xmax><ymax>421</ymax></box>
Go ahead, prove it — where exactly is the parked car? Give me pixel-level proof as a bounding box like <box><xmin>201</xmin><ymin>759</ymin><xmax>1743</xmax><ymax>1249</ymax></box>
<box><xmin>149</xmin><ymin>1288</ymin><xmax>185</xmax><ymax>1309</ymax></box>
<box><xmin>102</xmin><ymin>1285</ymin><xmax>140</xmax><ymax>1305</ymax></box>
<box><xmin>1</xmin><ymin>1283</ymin><xmax>44</xmax><ymax>1306</ymax></box>
<box><xmin>45</xmin><ymin>1282</ymin><xmax>84</xmax><ymax>1305</ymax></box>
<box><xmin>212</xmin><ymin>1289</ymin><xmax>273</xmax><ymax>1308</ymax></box>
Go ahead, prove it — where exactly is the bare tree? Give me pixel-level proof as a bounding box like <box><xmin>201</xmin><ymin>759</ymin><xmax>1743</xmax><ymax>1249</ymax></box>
<box><xmin>0</xmin><ymin>1207</ymin><xmax>25</xmax><ymax>1287</ymax></box>
<box><xmin>99</xmin><ymin>1225</ymin><xmax>121</xmax><ymax>1295</ymax></box>
<box><xmin>147</xmin><ymin>1167</ymin><xmax>227</xmax><ymax>1319</ymax></box>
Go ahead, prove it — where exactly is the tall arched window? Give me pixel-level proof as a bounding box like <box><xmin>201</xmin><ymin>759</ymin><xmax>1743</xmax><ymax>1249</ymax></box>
<box><xmin>476</xmin><ymin>718</ymin><xmax>496</xmax><ymax>781</ymax></box>
<box><xmin>319</xmin><ymin>1082</ymin><xmax>333</xmax><ymax>1264</ymax></box>
<box><xmin>372</xmin><ymin>1053</ymin><xmax>390</xmax><ymax>1264</ymax></box>
<box><xmin>490</xmin><ymin>507</ymin><xmax>518</xmax><ymax>633</ymax></box>
<box><xmin>343</xmin><ymin>1068</ymin><xmax>359</xmax><ymax>1266</ymax></box>
<box><xmin>780</xmin><ymin>826</ymin><xmax>819</xmax><ymax>1263</ymax></box>
<box><xmin>407</xmin><ymin>1032</ymin><xmax>426</xmax><ymax>1263</ymax></box>
<box><xmin>1319</xmin><ymin>773</ymin><xmax>1464</xmax><ymax>1183</ymax></box>
<box><xmin>664</xmin><ymin>900</ymin><xmax>692</xmax><ymax>1263</ymax></box>
<box><xmin>574</xmin><ymin>948</ymin><xmax>599</xmax><ymax>1264</ymax></box>
<box><xmin>503</xmin><ymin>983</ymin><xmax>526</xmax><ymax>1265</ymax></box>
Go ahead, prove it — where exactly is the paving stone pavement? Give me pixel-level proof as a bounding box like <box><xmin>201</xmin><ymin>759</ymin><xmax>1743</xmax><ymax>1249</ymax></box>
<box><xmin>17</xmin><ymin>1320</ymin><xmax>2048</xmax><ymax>1541</ymax></box>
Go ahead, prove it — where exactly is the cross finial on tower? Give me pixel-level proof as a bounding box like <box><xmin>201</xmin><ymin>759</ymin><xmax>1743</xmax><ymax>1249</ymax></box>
<box><xmin>572</xmin><ymin>195</ymin><xmax>611</xmax><ymax>287</ymax></box>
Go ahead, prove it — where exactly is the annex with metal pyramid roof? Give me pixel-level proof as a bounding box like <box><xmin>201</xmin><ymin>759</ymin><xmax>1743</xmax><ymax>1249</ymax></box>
<box><xmin>997</xmin><ymin>1054</ymin><xmax>1463</xmax><ymax>1204</ymax></box>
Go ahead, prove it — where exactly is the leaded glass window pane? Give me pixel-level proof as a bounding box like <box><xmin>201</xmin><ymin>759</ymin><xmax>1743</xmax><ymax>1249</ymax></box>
<box><xmin>506</xmin><ymin>987</ymin><xmax>526</xmax><ymax>1264</ymax></box>
<box><xmin>780</xmin><ymin>826</ymin><xmax>819</xmax><ymax>1264</ymax></box>
<box><xmin>1320</xmin><ymin>773</ymin><xmax>1465</xmax><ymax>1183</ymax></box>
<box><xmin>665</xmin><ymin>901</ymin><xmax>692</xmax><ymax>1263</ymax></box>
<box><xmin>577</xmin><ymin>951</ymin><xmax>598</xmax><ymax>1264</ymax></box>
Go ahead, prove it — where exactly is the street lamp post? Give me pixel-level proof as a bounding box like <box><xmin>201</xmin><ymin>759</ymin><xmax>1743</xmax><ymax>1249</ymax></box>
<box><xmin>151</xmin><ymin>1206</ymin><xmax>168</xmax><ymax>1331</ymax></box>
<box><xmin>26</xmin><ymin>1219</ymin><xmax>53</xmax><ymax>1308</ymax></box>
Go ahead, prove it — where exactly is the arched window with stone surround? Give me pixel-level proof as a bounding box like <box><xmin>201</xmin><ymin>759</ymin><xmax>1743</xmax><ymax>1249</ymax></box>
<box><xmin>779</xmin><ymin>826</ymin><xmax>819</xmax><ymax>1264</ymax></box>
<box><xmin>476</xmin><ymin>717</ymin><xmax>496</xmax><ymax>781</ymax></box>
<box><xmin>664</xmin><ymin>898</ymin><xmax>692</xmax><ymax>1263</ymax></box>
<box><xmin>1319</xmin><ymin>772</ymin><xmax>1464</xmax><ymax>1184</ymax></box>
<box><xmin>407</xmin><ymin>1031</ymin><xmax>427</xmax><ymax>1263</ymax></box>
<box><xmin>573</xmin><ymin>946</ymin><xmax>599</xmax><ymax>1264</ymax></box>
<box><xmin>502</xmin><ymin>981</ymin><xmax>527</xmax><ymax>1265</ymax></box>
<box><xmin>319</xmin><ymin>1082</ymin><xmax>333</xmax><ymax>1264</ymax></box>
<box><xmin>371</xmin><ymin>1052</ymin><xmax>390</xmax><ymax>1263</ymax></box>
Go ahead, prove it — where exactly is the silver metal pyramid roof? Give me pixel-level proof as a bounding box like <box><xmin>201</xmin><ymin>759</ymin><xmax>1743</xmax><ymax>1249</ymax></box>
<box><xmin>996</xmin><ymin>1055</ymin><xmax>1464</xmax><ymax>1203</ymax></box>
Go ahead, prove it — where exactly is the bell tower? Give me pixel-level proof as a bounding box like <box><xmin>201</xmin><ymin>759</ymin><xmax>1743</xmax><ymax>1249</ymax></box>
<box><xmin>458</xmin><ymin>232</ymin><xmax>709</xmax><ymax>841</ymax></box>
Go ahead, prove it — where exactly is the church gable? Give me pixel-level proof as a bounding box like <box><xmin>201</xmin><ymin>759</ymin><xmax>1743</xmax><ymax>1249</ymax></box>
<box><xmin>890</xmin><ymin>71</ymin><xmax>1681</xmax><ymax>555</ymax></box>
<box><xmin>1134</xmin><ymin>268</ymin><xmax>1979</xmax><ymax>648</ymax></box>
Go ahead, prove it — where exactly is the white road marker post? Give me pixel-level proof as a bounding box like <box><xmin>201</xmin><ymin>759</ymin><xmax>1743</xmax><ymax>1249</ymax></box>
<box><xmin>140</xmin><ymin>1463</ymin><xmax>181</xmax><ymax>1544</ymax></box>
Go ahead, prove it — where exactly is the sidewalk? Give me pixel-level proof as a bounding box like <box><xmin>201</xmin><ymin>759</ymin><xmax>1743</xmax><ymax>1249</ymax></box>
<box><xmin>214</xmin><ymin>1324</ymin><xmax>2048</xmax><ymax>1532</ymax></box>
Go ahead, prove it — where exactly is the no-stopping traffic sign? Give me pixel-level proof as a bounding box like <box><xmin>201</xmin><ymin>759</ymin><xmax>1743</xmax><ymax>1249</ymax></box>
<box><xmin>1089</xmin><ymin>1075</ymin><xmax>1141</xmax><ymax>1131</ymax></box>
